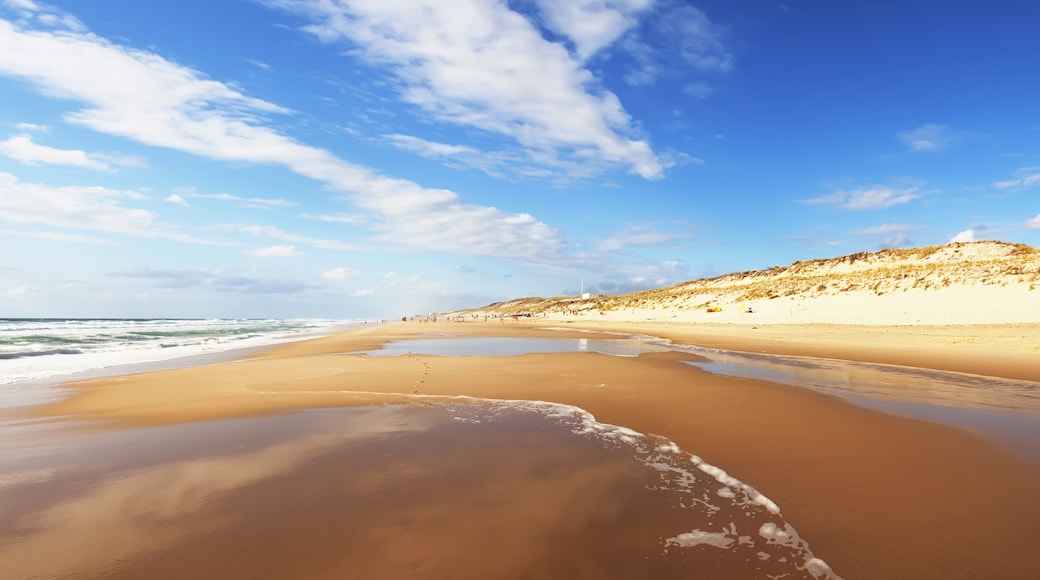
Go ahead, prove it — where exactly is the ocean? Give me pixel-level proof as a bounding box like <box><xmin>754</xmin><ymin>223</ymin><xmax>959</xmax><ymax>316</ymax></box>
<box><xmin>0</xmin><ymin>318</ymin><xmax>363</xmax><ymax>407</ymax></box>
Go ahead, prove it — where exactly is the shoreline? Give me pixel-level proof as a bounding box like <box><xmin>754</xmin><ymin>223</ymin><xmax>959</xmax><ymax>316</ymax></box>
<box><xmin>9</xmin><ymin>320</ymin><xmax>1040</xmax><ymax>578</ymax></box>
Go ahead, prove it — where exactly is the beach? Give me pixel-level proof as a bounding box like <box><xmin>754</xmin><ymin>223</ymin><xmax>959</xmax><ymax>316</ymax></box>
<box><xmin>2</xmin><ymin>320</ymin><xmax>1040</xmax><ymax>579</ymax></box>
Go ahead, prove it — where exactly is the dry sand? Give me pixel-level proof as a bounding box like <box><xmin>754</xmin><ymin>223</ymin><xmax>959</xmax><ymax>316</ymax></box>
<box><xmin>6</xmin><ymin>320</ymin><xmax>1040</xmax><ymax>579</ymax></box>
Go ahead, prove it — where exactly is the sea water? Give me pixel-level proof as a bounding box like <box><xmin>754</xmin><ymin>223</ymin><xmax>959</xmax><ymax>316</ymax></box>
<box><xmin>0</xmin><ymin>318</ymin><xmax>362</xmax><ymax>407</ymax></box>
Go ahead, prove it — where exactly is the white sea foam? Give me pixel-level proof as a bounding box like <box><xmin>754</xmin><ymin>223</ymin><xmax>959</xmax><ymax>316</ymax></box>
<box><xmin>666</xmin><ymin>530</ymin><xmax>735</xmax><ymax>549</ymax></box>
<box><xmin>0</xmin><ymin>318</ymin><xmax>359</xmax><ymax>388</ymax></box>
<box><xmin>425</xmin><ymin>396</ymin><xmax>841</xmax><ymax>579</ymax></box>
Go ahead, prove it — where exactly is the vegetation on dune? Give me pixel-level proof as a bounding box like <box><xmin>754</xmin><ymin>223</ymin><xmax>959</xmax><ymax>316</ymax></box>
<box><xmin>468</xmin><ymin>241</ymin><xmax>1040</xmax><ymax>315</ymax></box>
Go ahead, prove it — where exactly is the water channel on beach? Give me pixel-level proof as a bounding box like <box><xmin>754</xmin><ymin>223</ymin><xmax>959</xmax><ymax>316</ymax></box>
<box><xmin>358</xmin><ymin>335</ymin><xmax>1040</xmax><ymax>462</ymax></box>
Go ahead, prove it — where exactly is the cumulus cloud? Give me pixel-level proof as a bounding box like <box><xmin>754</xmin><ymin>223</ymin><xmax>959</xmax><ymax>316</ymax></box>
<box><xmin>897</xmin><ymin>124</ymin><xmax>966</xmax><ymax>152</ymax></box>
<box><xmin>947</xmin><ymin>229</ymin><xmax>976</xmax><ymax>244</ymax></box>
<box><xmin>249</xmin><ymin>244</ymin><xmax>303</xmax><ymax>258</ymax></box>
<box><xmin>1027</xmin><ymin>215</ymin><xmax>1040</xmax><ymax>230</ymax></box>
<box><xmin>265</xmin><ymin>0</ymin><xmax>664</xmax><ymax>179</ymax></box>
<box><xmin>532</xmin><ymin>0</ymin><xmax>651</xmax><ymax>60</ymax></box>
<box><xmin>0</xmin><ymin>133</ymin><xmax>113</xmax><ymax>171</ymax></box>
<box><xmin>803</xmin><ymin>186</ymin><xmax>922</xmax><ymax>210</ymax></box>
<box><xmin>0</xmin><ymin>8</ymin><xmax>567</xmax><ymax>260</ymax></box>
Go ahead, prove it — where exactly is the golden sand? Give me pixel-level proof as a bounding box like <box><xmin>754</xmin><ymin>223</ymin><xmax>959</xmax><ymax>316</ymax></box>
<box><xmin>12</xmin><ymin>320</ymin><xmax>1040</xmax><ymax>578</ymax></box>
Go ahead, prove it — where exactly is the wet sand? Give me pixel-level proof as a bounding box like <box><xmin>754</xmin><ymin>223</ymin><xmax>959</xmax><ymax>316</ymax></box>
<box><xmin>5</xmin><ymin>321</ymin><xmax>1040</xmax><ymax>578</ymax></box>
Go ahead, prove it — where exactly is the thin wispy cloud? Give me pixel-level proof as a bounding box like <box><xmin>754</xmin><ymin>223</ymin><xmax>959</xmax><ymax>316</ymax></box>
<box><xmin>222</xmin><ymin>224</ymin><xmax>358</xmax><ymax>251</ymax></box>
<box><xmin>619</xmin><ymin>3</ymin><xmax>733</xmax><ymax>87</ymax></box>
<box><xmin>803</xmin><ymin>186</ymin><xmax>923</xmax><ymax>210</ymax></box>
<box><xmin>898</xmin><ymin>124</ymin><xmax>965</xmax><ymax>152</ymax></box>
<box><xmin>320</xmin><ymin>266</ymin><xmax>361</xmax><ymax>281</ymax></box>
<box><xmin>854</xmin><ymin>223</ymin><xmax>924</xmax><ymax>248</ymax></box>
<box><xmin>192</xmin><ymin>192</ymin><xmax>295</xmax><ymax>209</ymax></box>
<box><xmin>214</xmin><ymin>274</ymin><xmax>314</xmax><ymax>294</ymax></box>
<box><xmin>993</xmin><ymin>167</ymin><xmax>1040</xmax><ymax>190</ymax></box>
<box><xmin>3</xmin><ymin>229</ymin><xmax>113</xmax><ymax>244</ymax></box>
<box><xmin>598</xmin><ymin>226</ymin><xmax>691</xmax><ymax>251</ymax></box>
<box><xmin>0</xmin><ymin>133</ymin><xmax>113</xmax><ymax>171</ymax></box>
<box><xmin>249</xmin><ymin>244</ymin><xmax>303</xmax><ymax>258</ymax></box>
<box><xmin>300</xmin><ymin>212</ymin><xmax>366</xmax><ymax>225</ymax></box>
<box><xmin>109</xmin><ymin>267</ymin><xmax>225</xmax><ymax>288</ymax></box>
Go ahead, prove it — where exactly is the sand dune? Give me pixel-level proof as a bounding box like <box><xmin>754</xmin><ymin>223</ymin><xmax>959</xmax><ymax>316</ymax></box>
<box><xmin>465</xmin><ymin>241</ymin><xmax>1040</xmax><ymax>325</ymax></box>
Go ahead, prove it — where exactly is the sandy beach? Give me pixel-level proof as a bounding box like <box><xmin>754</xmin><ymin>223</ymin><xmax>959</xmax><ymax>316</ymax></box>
<box><xmin>3</xmin><ymin>320</ymin><xmax>1040</xmax><ymax>579</ymax></box>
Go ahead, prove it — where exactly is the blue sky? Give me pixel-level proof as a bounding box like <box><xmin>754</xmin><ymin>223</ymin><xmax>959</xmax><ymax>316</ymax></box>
<box><xmin>1</xmin><ymin>0</ymin><xmax>1038</xmax><ymax>319</ymax></box>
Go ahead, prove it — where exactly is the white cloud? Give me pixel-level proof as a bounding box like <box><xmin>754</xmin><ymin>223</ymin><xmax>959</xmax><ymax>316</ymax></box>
<box><xmin>320</xmin><ymin>266</ymin><xmax>360</xmax><ymax>280</ymax></box>
<box><xmin>993</xmin><ymin>167</ymin><xmax>1040</xmax><ymax>190</ymax></box>
<box><xmin>3</xmin><ymin>284</ymin><xmax>30</xmax><ymax>298</ymax></box>
<box><xmin>385</xmin><ymin>132</ymin><xmax>641</xmax><ymax>182</ymax></box>
<box><xmin>352</xmin><ymin>288</ymin><xmax>375</xmax><ymax>297</ymax></box>
<box><xmin>598</xmin><ymin>226</ymin><xmax>690</xmax><ymax>251</ymax></box>
<box><xmin>854</xmin><ymin>223</ymin><xmax>923</xmax><ymax>248</ymax></box>
<box><xmin>3</xmin><ymin>228</ymin><xmax>113</xmax><ymax>244</ymax></box>
<box><xmin>384</xmin><ymin>134</ymin><xmax>478</xmax><ymax>158</ymax></box>
<box><xmin>165</xmin><ymin>193</ymin><xmax>190</xmax><ymax>206</ymax></box>
<box><xmin>223</xmin><ymin>224</ymin><xmax>358</xmax><ymax>251</ymax></box>
<box><xmin>657</xmin><ymin>4</ymin><xmax>733</xmax><ymax>72</ymax></box>
<box><xmin>898</xmin><ymin>124</ymin><xmax>964</xmax><ymax>152</ymax></box>
<box><xmin>803</xmin><ymin>186</ymin><xmax>922</xmax><ymax>210</ymax></box>
<box><xmin>0</xmin><ymin>133</ymin><xmax>112</xmax><ymax>171</ymax></box>
<box><xmin>0</xmin><ymin>171</ymin><xmax>153</xmax><ymax>235</ymax></box>
<box><xmin>2</xmin><ymin>0</ymin><xmax>85</xmax><ymax>31</ymax></box>
<box><xmin>0</xmin><ymin>172</ymin><xmax>220</xmax><ymax>243</ymax></box>
<box><xmin>249</xmin><ymin>244</ymin><xmax>302</xmax><ymax>258</ymax></box>
<box><xmin>300</xmin><ymin>212</ymin><xmax>366</xmax><ymax>225</ymax></box>
<box><xmin>266</xmin><ymin>0</ymin><xmax>664</xmax><ymax>179</ymax></box>
<box><xmin>1027</xmin><ymin>215</ymin><xmax>1040</xmax><ymax>230</ymax></box>
<box><xmin>15</xmin><ymin>122</ymin><xmax>48</xmax><ymax>131</ymax></box>
<box><xmin>0</xmin><ymin>9</ymin><xmax>566</xmax><ymax>260</ymax></box>
<box><xmin>683</xmin><ymin>82</ymin><xmax>716</xmax><ymax>100</ymax></box>
<box><xmin>191</xmin><ymin>192</ymin><xmax>295</xmax><ymax>208</ymax></box>
<box><xmin>947</xmin><ymin>229</ymin><xmax>976</xmax><ymax>243</ymax></box>
<box><xmin>619</xmin><ymin>3</ymin><xmax>733</xmax><ymax>86</ymax></box>
<box><xmin>110</xmin><ymin>267</ymin><xmax>225</xmax><ymax>288</ymax></box>
<box><xmin>532</xmin><ymin>0</ymin><xmax>651</xmax><ymax>60</ymax></box>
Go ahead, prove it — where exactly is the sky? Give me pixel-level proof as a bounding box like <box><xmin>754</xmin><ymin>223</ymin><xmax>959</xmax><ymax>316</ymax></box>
<box><xmin>1</xmin><ymin>0</ymin><xmax>1038</xmax><ymax>319</ymax></box>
